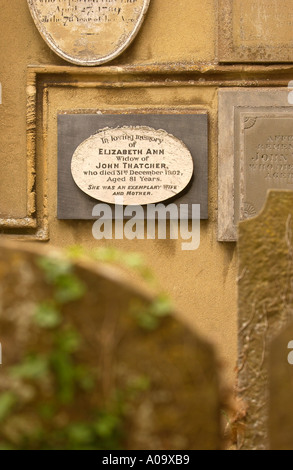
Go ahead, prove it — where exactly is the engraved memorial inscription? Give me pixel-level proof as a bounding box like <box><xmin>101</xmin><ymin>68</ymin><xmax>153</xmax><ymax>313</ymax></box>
<box><xmin>237</xmin><ymin>116</ymin><xmax>293</xmax><ymax>223</ymax></box>
<box><xmin>71</xmin><ymin>126</ymin><xmax>194</xmax><ymax>205</ymax></box>
<box><xmin>218</xmin><ymin>88</ymin><xmax>293</xmax><ymax>242</ymax></box>
<box><xmin>58</xmin><ymin>113</ymin><xmax>208</xmax><ymax>220</ymax></box>
<box><xmin>27</xmin><ymin>0</ymin><xmax>150</xmax><ymax>65</ymax></box>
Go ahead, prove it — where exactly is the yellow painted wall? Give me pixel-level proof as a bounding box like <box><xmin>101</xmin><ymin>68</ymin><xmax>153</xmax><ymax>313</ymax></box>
<box><xmin>0</xmin><ymin>0</ymin><xmax>237</xmax><ymax>387</ymax></box>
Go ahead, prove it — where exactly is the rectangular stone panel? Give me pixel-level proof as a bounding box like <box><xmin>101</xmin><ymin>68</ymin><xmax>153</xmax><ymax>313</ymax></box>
<box><xmin>235</xmin><ymin>113</ymin><xmax>293</xmax><ymax>224</ymax></box>
<box><xmin>218</xmin><ymin>88</ymin><xmax>293</xmax><ymax>241</ymax></box>
<box><xmin>57</xmin><ymin>112</ymin><xmax>208</xmax><ymax>220</ymax></box>
<box><xmin>219</xmin><ymin>0</ymin><xmax>293</xmax><ymax>63</ymax></box>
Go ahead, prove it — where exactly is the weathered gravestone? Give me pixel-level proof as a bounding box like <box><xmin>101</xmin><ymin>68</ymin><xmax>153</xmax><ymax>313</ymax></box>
<box><xmin>0</xmin><ymin>241</ymin><xmax>221</xmax><ymax>450</ymax></box>
<box><xmin>269</xmin><ymin>321</ymin><xmax>293</xmax><ymax>450</ymax></box>
<box><xmin>238</xmin><ymin>191</ymin><xmax>293</xmax><ymax>450</ymax></box>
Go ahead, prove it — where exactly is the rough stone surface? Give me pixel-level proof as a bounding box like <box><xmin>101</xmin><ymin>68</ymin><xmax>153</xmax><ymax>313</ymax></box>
<box><xmin>269</xmin><ymin>321</ymin><xmax>293</xmax><ymax>450</ymax></box>
<box><xmin>27</xmin><ymin>0</ymin><xmax>150</xmax><ymax>65</ymax></box>
<box><xmin>219</xmin><ymin>0</ymin><xmax>293</xmax><ymax>63</ymax></box>
<box><xmin>0</xmin><ymin>241</ymin><xmax>221</xmax><ymax>450</ymax></box>
<box><xmin>238</xmin><ymin>191</ymin><xmax>293</xmax><ymax>450</ymax></box>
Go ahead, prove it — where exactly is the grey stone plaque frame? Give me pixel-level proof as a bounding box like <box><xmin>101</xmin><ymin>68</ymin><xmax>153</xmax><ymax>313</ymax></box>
<box><xmin>58</xmin><ymin>111</ymin><xmax>208</xmax><ymax>220</ymax></box>
<box><xmin>218</xmin><ymin>88</ymin><xmax>293</xmax><ymax>242</ymax></box>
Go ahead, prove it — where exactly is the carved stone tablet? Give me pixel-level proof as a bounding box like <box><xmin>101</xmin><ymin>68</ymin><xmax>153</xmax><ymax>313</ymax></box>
<box><xmin>236</xmin><ymin>115</ymin><xmax>293</xmax><ymax>224</ymax></box>
<box><xmin>27</xmin><ymin>0</ymin><xmax>150</xmax><ymax>66</ymax></box>
<box><xmin>58</xmin><ymin>113</ymin><xmax>209</xmax><ymax>220</ymax></box>
<box><xmin>219</xmin><ymin>0</ymin><xmax>293</xmax><ymax>63</ymax></box>
<box><xmin>218</xmin><ymin>88</ymin><xmax>293</xmax><ymax>242</ymax></box>
<box><xmin>71</xmin><ymin>126</ymin><xmax>194</xmax><ymax>206</ymax></box>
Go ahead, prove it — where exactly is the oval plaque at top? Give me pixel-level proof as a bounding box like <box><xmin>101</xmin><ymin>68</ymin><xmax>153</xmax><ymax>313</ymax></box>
<box><xmin>71</xmin><ymin>126</ymin><xmax>194</xmax><ymax>206</ymax></box>
<box><xmin>27</xmin><ymin>0</ymin><xmax>150</xmax><ymax>66</ymax></box>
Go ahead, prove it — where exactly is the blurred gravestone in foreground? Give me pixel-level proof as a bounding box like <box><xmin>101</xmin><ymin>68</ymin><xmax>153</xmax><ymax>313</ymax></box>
<box><xmin>0</xmin><ymin>241</ymin><xmax>221</xmax><ymax>450</ymax></box>
<box><xmin>238</xmin><ymin>191</ymin><xmax>293</xmax><ymax>450</ymax></box>
<box><xmin>269</xmin><ymin>321</ymin><xmax>293</xmax><ymax>450</ymax></box>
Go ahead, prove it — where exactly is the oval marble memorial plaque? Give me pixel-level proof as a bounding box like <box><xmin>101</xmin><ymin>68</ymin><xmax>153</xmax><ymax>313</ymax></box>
<box><xmin>71</xmin><ymin>126</ymin><xmax>194</xmax><ymax>206</ymax></box>
<box><xmin>27</xmin><ymin>0</ymin><xmax>150</xmax><ymax>66</ymax></box>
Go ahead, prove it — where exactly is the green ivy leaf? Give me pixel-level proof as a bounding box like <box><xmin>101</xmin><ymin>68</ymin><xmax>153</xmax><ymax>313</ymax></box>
<box><xmin>132</xmin><ymin>295</ymin><xmax>172</xmax><ymax>331</ymax></box>
<box><xmin>50</xmin><ymin>351</ymin><xmax>76</xmax><ymax>404</ymax></box>
<box><xmin>0</xmin><ymin>392</ymin><xmax>17</xmax><ymax>422</ymax></box>
<box><xmin>34</xmin><ymin>302</ymin><xmax>62</xmax><ymax>329</ymax></box>
<box><xmin>137</xmin><ymin>313</ymin><xmax>160</xmax><ymax>331</ymax></box>
<box><xmin>67</xmin><ymin>423</ymin><xmax>94</xmax><ymax>444</ymax></box>
<box><xmin>94</xmin><ymin>413</ymin><xmax>121</xmax><ymax>439</ymax></box>
<box><xmin>91</xmin><ymin>247</ymin><xmax>120</xmax><ymax>263</ymax></box>
<box><xmin>150</xmin><ymin>295</ymin><xmax>172</xmax><ymax>318</ymax></box>
<box><xmin>10</xmin><ymin>356</ymin><xmax>49</xmax><ymax>380</ymax></box>
<box><xmin>36</xmin><ymin>256</ymin><xmax>86</xmax><ymax>304</ymax></box>
<box><xmin>36</xmin><ymin>256</ymin><xmax>72</xmax><ymax>284</ymax></box>
<box><xmin>56</xmin><ymin>329</ymin><xmax>81</xmax><ymax>354</ymax></box>
<box><xmin>54</xmin><ymin>275</ymin><xmax>86</xmax><ymax>304</ymax></box>
<box><xmin>66</xmin><ymin>245</ymin><xmax>85</xmax><ymax>260</ymax></box>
